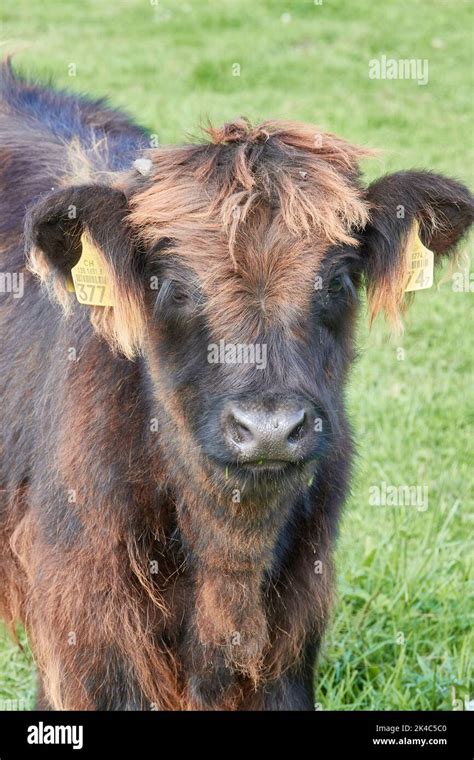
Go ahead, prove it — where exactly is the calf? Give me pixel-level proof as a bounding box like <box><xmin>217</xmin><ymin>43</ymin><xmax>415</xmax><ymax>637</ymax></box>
<box><xmin>0</xmin><ymin>60</ymin><xmax>472</xmax><ymax>710</ymax></box>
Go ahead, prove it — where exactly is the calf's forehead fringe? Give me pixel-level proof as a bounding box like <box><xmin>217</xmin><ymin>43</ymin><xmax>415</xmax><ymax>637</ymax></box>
<box><xmin>126</xmin><ymin>119</ymin><xmax>373</xmax><ymax>267</ymax></box>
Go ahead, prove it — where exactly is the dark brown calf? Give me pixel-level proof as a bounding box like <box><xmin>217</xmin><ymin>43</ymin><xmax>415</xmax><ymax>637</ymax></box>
<box><xmin>0</xmin><ymin>60</ymin><xmax>472</xmax><ymax>710</ymax></box>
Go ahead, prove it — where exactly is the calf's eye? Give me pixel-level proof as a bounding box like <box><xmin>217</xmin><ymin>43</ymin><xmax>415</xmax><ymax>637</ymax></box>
<box><xmin>171</xmin><ymin>288</ymin><xmax>189</xmax><ymax>306</ymax></box>
<box><xmin>328</xmin><ymin>275</ymin><xmax>345</xmax><ymax>294</ymax></box>
<box><xmin>153</xmin><ymin>279</ymin><xmax>194</xmax><ymax>321</ymax></box>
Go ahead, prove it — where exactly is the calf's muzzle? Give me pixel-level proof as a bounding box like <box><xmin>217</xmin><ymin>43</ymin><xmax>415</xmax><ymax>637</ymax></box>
<box><xmin>222</xmin><ymin>398</ymin><xmax>318</xmax><ymax>464</ymax></box>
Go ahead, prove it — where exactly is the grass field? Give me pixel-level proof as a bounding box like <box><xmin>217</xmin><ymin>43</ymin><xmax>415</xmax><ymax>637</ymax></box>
<box><xmin>0</xmin><ymin>0</ymin><xmax>472</xmax><ymax>710</ymax></box>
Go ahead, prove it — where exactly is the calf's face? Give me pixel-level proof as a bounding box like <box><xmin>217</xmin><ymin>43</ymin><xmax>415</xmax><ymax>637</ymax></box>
<box><xmin>27</xmin><ymin>121</ymin><xmax>474</xmax><ymax>509</ymax></box>
<box><xmin>134</xmin><ymin>212</ymin><xmax>362</xmax><ymax>501</ymax></box>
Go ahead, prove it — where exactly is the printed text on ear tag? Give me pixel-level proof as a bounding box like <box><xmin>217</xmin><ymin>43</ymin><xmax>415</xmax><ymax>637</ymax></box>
<box><xmin>404</xmin><ymin>220</ymin><xmax>434</xmax><ymax>292</ymax></box>
<box><xmin>70</xmin><ymin>232</ymin><xmax>114</xmax><ymax>306</ymax></box>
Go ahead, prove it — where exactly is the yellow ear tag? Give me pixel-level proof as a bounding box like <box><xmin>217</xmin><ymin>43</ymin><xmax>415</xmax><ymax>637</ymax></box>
<box><xmin>69</xmin><ymin>232</ymin><xmax>113</xmax><ymax>306</ymax></box>
<box><xmin>404</xmin><ymin>220</ymin><xmax>434</xmax><ymax>293</ymax></box>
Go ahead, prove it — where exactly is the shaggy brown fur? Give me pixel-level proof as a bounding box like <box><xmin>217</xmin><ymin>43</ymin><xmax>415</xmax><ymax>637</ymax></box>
<box><xmin>1</xmin><ymin>61</ymin><xmax>472</xmax><ymax>710</ymax></box>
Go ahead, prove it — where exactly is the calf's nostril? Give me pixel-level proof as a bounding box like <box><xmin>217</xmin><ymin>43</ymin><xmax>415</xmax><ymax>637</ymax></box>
<box><xmin>287</xmin><ymin>416</ymin><xmax>306</xmax><ymax>443</ymax></box>
<box><xmin>228</xmin><ymin>415</ymin><xmax>253</xmax><ymax>444</ymax></box>
<box><xmin>285</xmin><ymin>410</ymin><xmax>307</xmax><ymax>443</ymax></box>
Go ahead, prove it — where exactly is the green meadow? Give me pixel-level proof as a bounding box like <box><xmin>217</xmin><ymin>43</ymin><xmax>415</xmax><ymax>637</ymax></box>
<box><xmin>0</xmin><ymin>0</ymin><xmax>472</xmax><ymax>710</ymax></box>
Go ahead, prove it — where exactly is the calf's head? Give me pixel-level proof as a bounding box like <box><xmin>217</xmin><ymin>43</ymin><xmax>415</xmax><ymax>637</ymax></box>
<box><xmin>26</xmin><ymin>120</ymin><xmax>473</xmax><ymax>682</ymax></box>
<box><xmin>27</xmin><ymin>121</ymin><xmax>473</xmax><ymax>499</ymax></box>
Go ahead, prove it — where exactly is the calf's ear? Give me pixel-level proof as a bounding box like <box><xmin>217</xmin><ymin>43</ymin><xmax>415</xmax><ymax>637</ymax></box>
<box><xmin>362</xmin><ymin>171</ymin><xmax>474</xmax><ymax>328</ymax></box>
<box><xmin>25</xmin><ymin>184</ymin><xmax>146</xmax><ymax>358</ymax></box>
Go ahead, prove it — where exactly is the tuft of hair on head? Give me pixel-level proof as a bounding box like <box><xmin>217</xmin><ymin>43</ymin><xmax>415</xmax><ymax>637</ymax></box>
<box><xmin>205</xmin><ymin>119</ymin><xmax>374</xmax><ymax>267</ymax></box>
<box><xmin>205</xmin><ymin>118</ymin><xmax>271</xmax><ymax>147</ymax></box>
<box><xmin>203</xmin><ymin>118</ymin><xmax>374</xmax><ymax>170</ymax></box>
<box><xmin>129</xmin><ymin>118</ymin><xmax>375</xmax><ymax>272</ymax></box>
